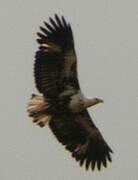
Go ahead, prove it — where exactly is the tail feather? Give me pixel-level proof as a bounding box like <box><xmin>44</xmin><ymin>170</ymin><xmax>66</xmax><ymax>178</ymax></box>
<box><xmin>27</xmin><ymin>94</ymin><xmax>51</xmax><ymax>127</ymax></box>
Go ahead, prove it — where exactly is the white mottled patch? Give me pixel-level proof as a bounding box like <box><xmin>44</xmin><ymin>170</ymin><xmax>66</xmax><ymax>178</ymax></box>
<box><xmin>40</xmin><ymin>42</ymin><xmax>61</xmax><ymax>52</ymax></box>
<box><xmin>40</xmin><ymin>43</ymin><xmax>50</xmax><ymax>48</ymax></box>
<box><xmin>69</xmin><ymin>91</ymin><xmax>86</xmax><ymax>113</ymax></box>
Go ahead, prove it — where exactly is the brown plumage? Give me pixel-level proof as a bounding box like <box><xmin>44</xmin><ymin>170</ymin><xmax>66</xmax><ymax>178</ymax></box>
<box><xmin>27</xmin><ymin>14</ymin><xmax>113</xmax><ymax>171</ymax></box>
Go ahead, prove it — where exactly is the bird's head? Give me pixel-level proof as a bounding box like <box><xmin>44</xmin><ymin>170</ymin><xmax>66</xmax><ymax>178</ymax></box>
<box><xmin>84</xmin><ymin>97</ymin><xmax>104</xmax><ymax>108</ymax></box>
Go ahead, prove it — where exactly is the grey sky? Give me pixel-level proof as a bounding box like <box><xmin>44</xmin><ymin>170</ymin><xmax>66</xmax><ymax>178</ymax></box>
<box><xmin>0</xmin><ymin>0</ymin><xmax>138</xmax><ymax>179</ymax></box>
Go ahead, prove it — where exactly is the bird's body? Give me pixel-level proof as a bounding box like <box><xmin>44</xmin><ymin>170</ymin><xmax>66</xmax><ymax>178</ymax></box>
<box><xmin>27</xmin><ymin>14</ymin><xmax>113</xmax><ymax>171</ymax></box>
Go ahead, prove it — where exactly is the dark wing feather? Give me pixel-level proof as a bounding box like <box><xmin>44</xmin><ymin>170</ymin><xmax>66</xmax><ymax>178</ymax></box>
<box><xmin>49</xmin><ymin>110</ymin><xmax>113</xmax><ymax>171</ymax></box>
<box><xmin>35</xmin><ymin>14</ymin><xmax>79</xmax><ymax>98</ymax></box>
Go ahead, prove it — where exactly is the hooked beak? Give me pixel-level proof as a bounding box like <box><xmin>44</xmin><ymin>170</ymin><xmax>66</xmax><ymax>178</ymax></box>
<box><xmin>84</xmin><ymin>97</ymin><xmax>104</xmax><ymax>108</ymax></box>
<box><xmin>97</xmin><ymin>98</ymin><xmax>104</xmax><ymax>103</ymax></box>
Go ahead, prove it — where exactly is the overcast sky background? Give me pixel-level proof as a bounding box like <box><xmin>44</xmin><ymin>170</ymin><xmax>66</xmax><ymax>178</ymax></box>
<box><xmin>0</xmin><ymin>0</ymin><xmax>138</xmax><ymax>179</ymax></box>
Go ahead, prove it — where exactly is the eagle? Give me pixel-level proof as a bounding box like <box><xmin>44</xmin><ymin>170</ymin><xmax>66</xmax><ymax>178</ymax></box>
<box><xmin>27</xmin><ymin>14</ymin><xmax>113</xmax><ymax>171</ymax></box>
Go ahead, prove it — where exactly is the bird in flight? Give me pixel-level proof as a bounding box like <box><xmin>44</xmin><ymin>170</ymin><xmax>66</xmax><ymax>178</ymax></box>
<box><xmin>27</xmin><ymin>14</ymin><xmax>113</xmax><ymax>171</ymax></box>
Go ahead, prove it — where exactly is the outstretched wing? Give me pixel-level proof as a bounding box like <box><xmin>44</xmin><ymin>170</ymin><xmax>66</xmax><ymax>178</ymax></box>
<box><xmin>49</xmin><ymin>110</ymin><xmax>113</xmax><ymax>171</ymax></box>
<box><xmin>35</xmin><ymin>14</ymin><xmax>79</xmax><ymax>98</ymax></box>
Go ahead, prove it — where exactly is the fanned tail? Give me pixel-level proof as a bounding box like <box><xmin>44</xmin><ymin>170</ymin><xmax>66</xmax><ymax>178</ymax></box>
<box><xmin>27</xmin><ymin>94</ymin><xmax>51</xmax><ymax>127</ymax></box>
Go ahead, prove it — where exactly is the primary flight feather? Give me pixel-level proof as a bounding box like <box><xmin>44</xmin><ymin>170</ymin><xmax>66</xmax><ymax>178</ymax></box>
<box><xmin>27</xmin><ymin>14</ymin><xmax>113</xmax><ymax>171</ymax></box>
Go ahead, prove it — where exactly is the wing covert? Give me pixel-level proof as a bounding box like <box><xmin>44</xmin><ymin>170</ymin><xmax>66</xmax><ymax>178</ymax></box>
<box><xmin>34</xmin><ymin>14</ymin><xmax>79</xmax><ymax>98</ymax></box>
<box><xmin>49</xmin><ymin>109</ymin><xmax>113</xmax><ymax>171</ymax></box>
